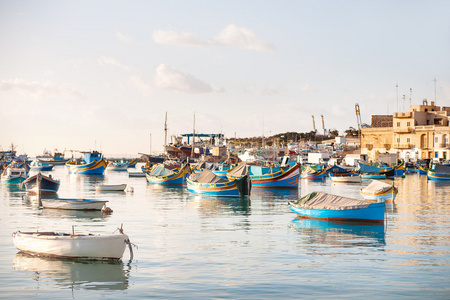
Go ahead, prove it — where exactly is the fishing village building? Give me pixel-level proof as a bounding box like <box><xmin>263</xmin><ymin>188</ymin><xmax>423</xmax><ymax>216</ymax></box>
<box><xmin>361</xmin><ymin>101</ymin><xmax>450</xmax><ymax>162</ymax></box>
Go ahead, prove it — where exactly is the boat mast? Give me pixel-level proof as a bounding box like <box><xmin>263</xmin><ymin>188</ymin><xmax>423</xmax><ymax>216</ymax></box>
<box><xmin>164</xmin><ymin>111</ymin><xmax>168</xmax><ymax>155</ymax></box>
<box><xmin>191</xmin><ymin>112</ymin><xmax>195</xmax><ymax>158</ymax></box>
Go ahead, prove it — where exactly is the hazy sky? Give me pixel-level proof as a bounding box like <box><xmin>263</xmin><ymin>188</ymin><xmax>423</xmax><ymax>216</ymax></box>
<box><xmin>1</xmin><ymin>1</ymin><xmax>449</xmax><ymax>156</ymax></box>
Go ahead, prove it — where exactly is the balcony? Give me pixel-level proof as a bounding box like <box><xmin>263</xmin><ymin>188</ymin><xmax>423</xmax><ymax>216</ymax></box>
<box><xmin>393</xmin><ymin>112</ymin><xmax>412</xmax><ymax>118</ymax></box>
<box><xmin>438</xmin><ymin>143</ymin><xmax>449</xmax><ymax>149</ymax></box>
<box><xmin>384</xmin><ymin>144</ymin><xmax>391</xmax><ymax>150</ymax></box>
<box><xmin>394</xmin><ymin>143</ymin><xmax>412</xmax><ymax>149</ymax></box>
<box><xmin>393</xmin><ymin>127</ymin><xmax>413</xmax><ymax>133</ymax></box>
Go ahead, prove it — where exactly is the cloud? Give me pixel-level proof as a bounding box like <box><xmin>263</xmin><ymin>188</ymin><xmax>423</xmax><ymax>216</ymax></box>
<box><xmin>299</xmin><ymin>82</ymin><xmax>314</xmax><ymax>93</ymax></box>
<box><xmin>128</xmin><ymin>76</ymin><xmax>153</xmax><ymax>96</ymax></box>
<box><xmin>245</xmin><ymin>85</ymin><xmax>281</xmax><ymax>95</ymax></box>
<box><xmin>98</xmin><ymin>56</ymin><xmax>131</xmax><ymax>71</ymax></box>
<box><xmin>153</xmin><ymin>24</ymin><xmax>274</xmax><ymax>52</ymax></box>
<box><xmin>117</xmin><ymin>31</ymin><xmax>131</xmax><ymax>42</ymax></box>
<box><xmin>154</xmin><ymin>64</ymin><xmax>220</xmax><ymax>93</ymax></box>
<box><xmin>153</xmin><ymin>30</ymin><xmax>209</xmax><ymax>47</ymax></box>
<box><xmin>214</xmin><ymin>24</ymin><xmax>275</xmax><ymax>52</ymax></box>
<box><xmin>0</xmin><ymin>79</ymin><xmax>83</xmax><ymax>99</ymax></box>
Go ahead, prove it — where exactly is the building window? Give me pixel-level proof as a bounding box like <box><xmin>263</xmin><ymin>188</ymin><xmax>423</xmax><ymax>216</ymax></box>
<box><xmin>435</xmin><ymin>137</ymin><xmax>438</xmax><ymax>143</ymax></box>
<box><xmin>397</xmin><ymin>138</ymin><xmax>400</xmax><ymax>143</ymax></box>
<box><xmin>397</xmin><ymin>122</ymin><xmax>400</xmax><ymax>127</ymax></box>
<box><xmin>407</xmin><ymin>138</ymin><xmax>410</xmax><ymax>143</ymax></box>
<box><xmin>407</xmin><ymin>121</ymin><xmax>410</xmax><ymax>126</ymax></box>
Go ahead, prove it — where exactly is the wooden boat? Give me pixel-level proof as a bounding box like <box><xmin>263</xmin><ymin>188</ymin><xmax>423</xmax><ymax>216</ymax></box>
<box><xmin>1</xmin><ymin>161</ymin><xmax>28</xmax><ymax>185</ymax></box>
<box><xmin>41</xmin><ymin>198</ymin><xmax>108</xmax><ymax>210</ymax></box>
<box><xmin>248</xmin><ymin>164</ymin><xmax>300</xmax><ymax>188</ymax></box>
<box><xmin>360</xmin><ymin>173</ymin><xmax>386</xmax><ymax>179</ymax></box>
<box><xmin>23</xmin><ymin>172</ymin><xmax>60</xmax><ymax>194</ymax></box>
<box><xmin>329</xmin><ymin>173</ymin><xmax>361</xmax><ymax>183</ymax></box>
<box><xmin>95</xmin><ymin>184</ymin><xmax>127</xmax><ymax>191</ymax></box>
<box><xmin>300</xmin><ymin>166</ymin><xmax>326</xmax><ymax>180</ymax></box>
<box><xmin>146</xmin><ymin>163</ymin><xmax>191</xmax><ymax>185</ymax></box>
<box><xmin>12</xmin><ymin>229</ymin><xmax>129</xmax><ymax>260</ymax></box>
<box><xmin>360</xmin><ymin>180</ymin><xmax>398</xmax><ymax>201</ymax></box>
<box><xmin>107</xmin><ymin>161</ymin><xmax>128</xmax><ymax>171</ymax></box>
<box><xmin>37</xmin><ymin>150</ymin><xmax>69</xmax><ymax>165</ymax></box>
<box><xmin>289</xmin><ymin>192</ymin><xmax>385</xmax><ymax>223</ymax></box>
<box><xmin>127</xmin><ymin>159</ymin><xmax>137</xmax><ymax>168</ymax></box>
<box><xmin>417</xmin><ymin>166</ymin><xmax>428</xmax><ymax>175</ymax></box>
<box><xmin>226</xmin><ymin>162</ymin><xmax>300</xmax><ymax>188</ymax></box>
<box><xmin>29</xmin><ymin>159</ymin><xmax>54</xmax><ymax>171</ymax></box>
<box><xmin>187</xmin><ymin>169</ymin><xmax>251</xmax><ymax>197</ymax></box>
<box><xmin>427</xmin><ymin>164</ymin><xmax>450</xmax><ymax>180</ymax></box>
<box><xmin>66</xmin><ymin>151</ymin><xmax>107</xmax><ymax>175</ymax></box>
<box><xmin>128</xmin><ymin>172</ymin><xmax>146</xmax><ymax>177</ymax></box>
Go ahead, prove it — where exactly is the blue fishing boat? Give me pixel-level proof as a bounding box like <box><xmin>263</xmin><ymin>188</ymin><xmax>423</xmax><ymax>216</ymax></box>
<box><xmin>360</xmin><ymin>180</ymin><xmax>397</xmax><ymax>201</ymax></box>
<box><xmin>187</xmin><ymin>169</ymin><xmax>250</xmax><ymax>197</ymax></box>
<box><xmin>248</xmin><ymin>164</ymin><xmax>300</xmax><ymax>188</ymax></box>
<box><xmin>107</xmin><ymin>160</ymin><xmax>128</xmax><ymax>171</ymax></box>
<box><xmin>146</xmin><ymin>163</ymin><xmax>191</xmax><ymax>185</ymax></box>
<box><xmin>65</xmin><ymin>151</ymin><xmax>107</xmax><ymax>175</ymax></box>
<box><xmin>22</xmin><ymin>172</ymin><xmax>60</xmax><ymax>194</ymax></box>
<box><xmin>29</xmin><ymin>159</ymin><xmax>54</xmax><ymax>171</ymax></box>
<box><xmin>1</xmin><ymin>161</ymin><xmax>29</xmax><ymax>185</ymax></box>
<box><xmin>417</xmin><ymin>166</ymin><xmax>428</xmax><ymax>175</ymax></box>
<box><xmin>427</xmin><ymin>164</ymin><xmax>450</xmax><ymax>180</ymax></box>
<box><xmin>300</xmin><ymin>166</ymin><xmax>326</xmax><ymax>180</ymax></box>
<box><xmin>127</xmin><ymin>159</ymin><xmax>137</xmax><ymax>168</ymax></box>
<box><xmin>289</xmin><ymin>192</ymin><xmax>385</xmax><ymax>223</ymax></box>
<box><xmin>38</xmin><ymin>151</ymin><xmax>70</xmax><ymax>165</ymax></box>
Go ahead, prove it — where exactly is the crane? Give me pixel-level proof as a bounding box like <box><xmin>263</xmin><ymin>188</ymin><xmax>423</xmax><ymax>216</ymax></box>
<box><xmin>355</xmin><ymin>103</ymin><xmax>362</xmax><ymax>132</ymax></box>
<box><xmin>321</xmin><ymin>114</ymin><xmax>326</xmax><ymax>136</ymax></box>
<box><xmin>311</xmin><ymin>115</ymin><xmax>316</xmax><ymax>134</ymax></box>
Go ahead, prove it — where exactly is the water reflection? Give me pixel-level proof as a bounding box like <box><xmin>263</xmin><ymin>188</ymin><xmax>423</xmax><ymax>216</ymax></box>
<box><xmin>187</xmin><ymin>195</ymin><xmax>251</xmax><ymax>215</ymax></box>
<box><xmin>13</xmin><ymin>252</ymin><xmax>129</xmax><ymax>290</ymax></box>
<box><xmin>289</xmin><ymin>218</ymin><xmax>386</xmax><ymax>248</ymax></box>
<box><xmin>251</xmin><ymin>188</ymin><xmax>298</xmax><ymax>199</ymax></box>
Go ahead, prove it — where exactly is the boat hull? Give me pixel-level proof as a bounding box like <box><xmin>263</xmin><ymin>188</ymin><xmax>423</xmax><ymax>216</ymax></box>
<box><xmin>301</xmin><ymin>169</ymin><xmax>326</xmax><ymax>180</ymax></box>
<box><xmin>95</xmin><ymin>184</ymin><xmax>127</xmax><ymax>191</ymax></box>
<box><xmin>66</xmin><ymin>159</ymin><xmax>107</xmax><ymax>175</ymax></box>
<box><xmin>289</xmin><ymin>202</ymin><xmax>385</xmax><ymax>223</ymax></box>
<box><xmin>23</xmin><ymin>174</ymin><xmax>60</xmax><ymax>194</ymax></box>
<box><xmin>330</xmin><ymin>174</ymin><xmax>361</xmax><ymax>183</ymax></box>
<box><xmin>361</xmin><ymin>174</ymin><xmax>386</xmax><ymax>179</ymax></box>
<box><xmin>427</xmin><ymin>170</ymin><xmax>450</xmax><ymax>180</ymax></box>
<box><xmin>41</xmin><ymin>198</ymin><xmax>108</xmax><ymax>210</ymax></box>
<box><xmin>250</xmin><ymin>164</ymin><xmax>300</xmax><ymax>188</ymax></box>
<box><xmin>1</xmin><ymin>175</ymin><xmax>27</xmax><ymax>185</ymax></box>
<box><xmin>360</xmin><ymin>186</ymin><xmax>397</xmax><ymax>201</ymax></box>
<box><xmin>13</xmin><ymin>231</ymin><xmax>128</xmax><ymax>260</ymax></box>
<box><xmin>186</xmin><ymin>175</ymin><xmax>250</xmax><ymax>197</ymax></box>
<box><xmin>146</xmin><ymin>164</ymin><xmax>190</xmax><ymax>185</ymax></box>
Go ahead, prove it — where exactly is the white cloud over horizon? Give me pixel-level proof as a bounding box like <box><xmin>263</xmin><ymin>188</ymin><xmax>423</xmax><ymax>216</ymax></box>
<box><xmin>154</xmin><ymin>64</ymin><xmax>221</xmax><ymax>93</ymax></box>
<box><xmin>98</xmin><ymin>56</ymin><xmax>131</xmax><ymax>71</ymax></box>
<box><xmin>0</xmin><ymin>79</ymin><xmax>84</xmax><ymax>99</ymax></box>
<box><xmin>153</xmin><ymin>30</ymin><xmax>209</xmax><ymax>47</ymax></box>
<box><xmin>153</xmin><ymin>24</ymin><xmax>274</xmax><ymax>52</ymax></box>
<box><xmin>117</xmin><ymin>31</ymin><xmax>131</xmax><ymax>42</ymax></box>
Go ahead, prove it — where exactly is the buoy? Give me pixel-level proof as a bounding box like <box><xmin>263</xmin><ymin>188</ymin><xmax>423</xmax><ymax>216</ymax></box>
<box><xmin>126</xmin><ymin>186</ymin><xmax>134</xmax><ymax>193</ymax></box>
<box><xmin>102</xmin><ymin>206</ymin><xmax>113</xmax><ymax>214</ymax></box>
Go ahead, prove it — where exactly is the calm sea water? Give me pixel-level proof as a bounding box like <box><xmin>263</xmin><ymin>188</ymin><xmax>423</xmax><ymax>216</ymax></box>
<box><xmin>0</xmin><ymin>164</ymin><xmax>449</xmax><ymax>299</ymax></box>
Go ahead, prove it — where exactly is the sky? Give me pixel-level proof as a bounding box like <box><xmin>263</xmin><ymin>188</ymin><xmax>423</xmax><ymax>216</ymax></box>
<box><xmin>1</xmin><ymin>0</ymin><xmax>449</xmax><ymax>157</ymax></box>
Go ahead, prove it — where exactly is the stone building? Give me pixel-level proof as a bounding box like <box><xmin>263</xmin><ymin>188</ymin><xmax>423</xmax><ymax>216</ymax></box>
<box><xmin>361</xmin><ymin>100</ymin><xmax>450</xmax><ymax>162</ymax></box>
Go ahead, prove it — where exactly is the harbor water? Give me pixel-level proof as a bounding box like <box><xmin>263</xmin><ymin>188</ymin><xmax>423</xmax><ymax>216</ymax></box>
<box><xmin>0</xmin><ymin>165</ymin><xmax>449</xmax><ymax>299</ymax></box>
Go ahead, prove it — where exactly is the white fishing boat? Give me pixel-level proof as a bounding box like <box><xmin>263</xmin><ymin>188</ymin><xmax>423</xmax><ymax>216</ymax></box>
<box><xmin>41</xmin><ymin>198</ymin><xmax>108</xmax><ymax>210</ymax></box>
<box><xmin>330</xmin><ymin>174</ymin><xmax>361</xmax><ymax>183</ymax></box>
<box><xmin>12</xmin><ymin>229</ymin><xmax>130</xmax><ymax>260</ymax></box>
<box><xmin>107</xmin><ymin>161</ymin><xmax>128</xmax><ymax>171</ymax></box>
<box><xmin>95</xmin><ymin>184</ymin><xmax>127</xmax><ymax>191</ymax></box>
